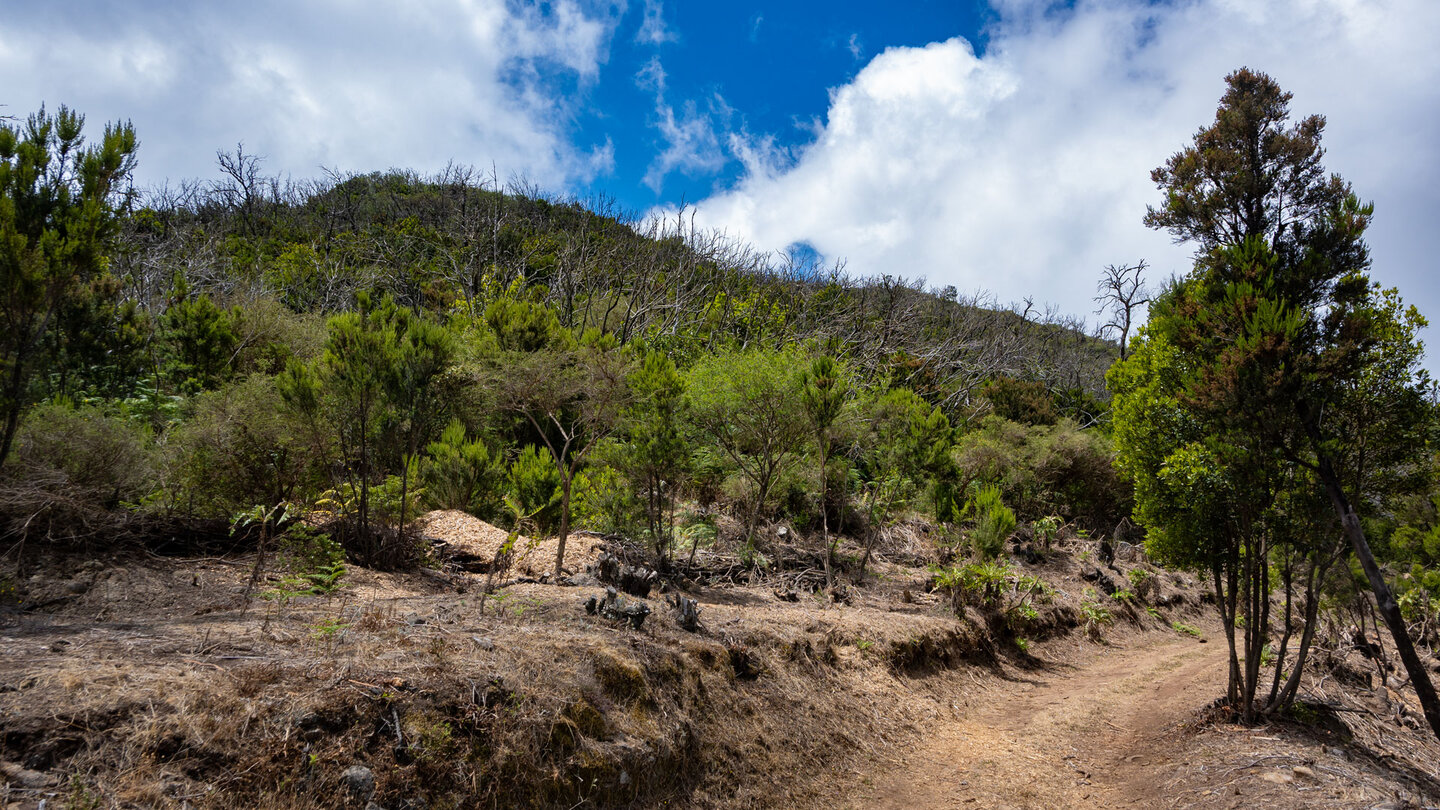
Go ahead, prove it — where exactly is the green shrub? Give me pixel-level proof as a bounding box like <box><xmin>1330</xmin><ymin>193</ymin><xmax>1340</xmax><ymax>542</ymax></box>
<box><xmin>1032</xmin><ymin>515</ymin><xmax>1062</xmax><ymax>551</ymax></box>
<box><xmin>1398</xmin><ymin>586</ymin><xmax>1439</xmax><ymax>626</ymax></box>
<box><xmin>163</xmin><ymin>288</ymin><xmax>240</xmax><ymax>393</ymax></box>
<box><xmin>1127</xmin><ymin>567</ymin><xmax>1158</xmax><ymax>602</ymax></box>
<box><xmin>969</xmin><ymin>484</ymin><xmax>1016</xmax><ymax>558</ymax></box>
<box><xmin>15</xmin><ymin>402</ymin><xmax>155</xmax><ymax>507</ymax></box>
<box><xmin>932</xmin><ymin>559</ymin><xmax>1053</xmax><ymax>634</ymax></box>
<box><xmin>167</xmin><ymin>375</ymin><xmax>317</xmax><ymax>518</ymax></box>
<box><xmin>982</xmin><ymin>377</ymin><xmax>1058</xmax><ymax>426</ymax></box>
<box><xmin>507</xmin><ymin>444</ymin><xmax>561</xmax><ymax>536</ymax></box>
<box><xmin>955</xmin><ymin>416</ymin><xmax>1128</xmax><ymax>530</ymax></box>
<box><xmin>267</xmin><ymin>525</ymin><xmax>347</xmax><ymax>597</ymax></box>
<box><xmin>424</xmin><ymin>419</ymin><xmax>502</xmax><ymax>517</ymax></box>
<box><xmin>1080</xmin><ymin>588</ymin><xmax>1113</xmax><ymax>640</ymax></box>
<box><xmin>933</xmin><ymin>559</ymin><xmax>1011</xmax><ymax>608</ymax></box>
<box><xmin>677</xmin><ymin>516</ymin><xmax>718</xmax><ymax>562</ymax></box>
<box><xmin>572</xmin><ymin>463</ymin><xmax>638</xmax><ymax>535</ymax></box>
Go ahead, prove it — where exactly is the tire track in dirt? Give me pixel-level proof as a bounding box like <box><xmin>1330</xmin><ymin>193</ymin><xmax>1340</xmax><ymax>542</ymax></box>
<box><xmin>847</xmin><ymin>631</ymin><xmax>1226</xmax><ymax>809</ymax></box>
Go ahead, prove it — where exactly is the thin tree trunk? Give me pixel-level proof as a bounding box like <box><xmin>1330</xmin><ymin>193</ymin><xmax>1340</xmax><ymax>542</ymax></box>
<box><xmin>819</xmin><ymin>446</ymin><xmax>832</xmax><ymax>590</ymax></box>
<box><xmin>1215</xmin><ymin>557</ymin><xmax>1242</xmax><ymax>709</ymax></box>
<box><xmin>1270</xmin><ymin>556</ymin><xmax>1324</xmax><ymax>712</ymax></box>
<box><xmin>1319</xmin><ymin>459</ymin><xmax>1440</xmax><ymax>741</ymax></box>
<box><xmin>554</xmin><ymin>472</ymin><xmax>572</xmax><ymax>579</ymax></box>
<box><xmin>0</xmin><ymin>343</ymin><xmax>32</xmax><ymax>473</ymax></box>
<box><xmin>1267</xmin><ymin>553</ymin><xmax>1300</xmax><ymax>708</ymax></box>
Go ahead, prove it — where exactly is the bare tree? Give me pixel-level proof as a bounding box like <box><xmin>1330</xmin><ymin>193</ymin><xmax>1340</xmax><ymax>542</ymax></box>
<box><xmin>213</xmin><ymin>144</ymin><xmax>265</xmax><ymax>234</ymax></box>
<box><xmin>1093</xmin><ymin>260</ymin><xmax>1149</xmax><ymax>359</ymax></box>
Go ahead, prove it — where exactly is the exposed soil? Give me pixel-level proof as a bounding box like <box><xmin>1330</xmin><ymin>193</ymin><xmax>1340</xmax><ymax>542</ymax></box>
<box><xmin>843</xmin><ymin>624</ymin><xmax>1440</xmax><ymax>810</ymax></box>
<box><xmin>3</xmin><ymin>517</ymin><xmax>1438</xmax><ymax>809</ymax></box>
<box><xmin>847</xmin><ymin>628</ymin><xmax>1226</xmax><ymax>808</ymax></box>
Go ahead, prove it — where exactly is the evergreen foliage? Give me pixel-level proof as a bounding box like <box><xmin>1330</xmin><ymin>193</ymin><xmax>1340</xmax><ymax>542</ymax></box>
<box><xmin>0</xmin><ymin>105</ymin><xmax>138</xmax><ymax>469</ymax></box>
<box><xmin>1115</xmin><ymin>67</ymin><xmax>1440</xmax><ymax>735</ymax></box>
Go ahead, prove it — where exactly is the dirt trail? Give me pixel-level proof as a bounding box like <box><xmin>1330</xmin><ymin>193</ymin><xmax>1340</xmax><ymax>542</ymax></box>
<box><xmin>848</xmin><ymin>632</ymin><xmax>1227</xmax><ymax>809</ymax></box>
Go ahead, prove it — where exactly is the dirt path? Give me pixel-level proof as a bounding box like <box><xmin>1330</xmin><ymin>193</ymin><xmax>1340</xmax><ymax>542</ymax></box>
<box><xmin>847</xmin><ymin>631</ymin><xmax>1227</xmax><ymax>809</ymax></box>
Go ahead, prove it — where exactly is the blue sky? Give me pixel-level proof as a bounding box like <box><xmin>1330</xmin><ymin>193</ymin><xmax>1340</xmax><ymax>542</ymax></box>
<box><xmin>574</xmin><ymin>1</ymin><xmax>990</xmax><ymax>210</ymax></box>
<box><xmin>5</xmin><ymin>0</ymin><xmax>1439</xmax><ymax>346</ymax></box>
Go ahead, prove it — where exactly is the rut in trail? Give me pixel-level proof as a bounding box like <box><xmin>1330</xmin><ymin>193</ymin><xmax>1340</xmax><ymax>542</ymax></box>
<box><xmin>848</xmin><ymin>632</ymin><xmax>1226</xmax><ymax>810</ymax></box>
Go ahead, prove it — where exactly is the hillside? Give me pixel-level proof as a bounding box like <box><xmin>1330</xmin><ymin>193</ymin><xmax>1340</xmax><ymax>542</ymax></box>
<box><xmin>106</xmin><ymin>168</ymin><xmax>1116</xmax><ymax>416</ymax></box>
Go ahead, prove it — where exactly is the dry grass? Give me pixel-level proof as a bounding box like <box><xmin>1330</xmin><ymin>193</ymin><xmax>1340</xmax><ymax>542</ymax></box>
<box><xmin>0</xmin><ymin>532</ymin><xmax>998</xmax><ymax>809</ymax></box>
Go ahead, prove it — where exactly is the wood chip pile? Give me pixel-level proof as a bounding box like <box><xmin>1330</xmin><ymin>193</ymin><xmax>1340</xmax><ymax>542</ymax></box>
<box><xmin>417</xmin><ymin>510</ymin><xmax>603</xmax><ymax>576</ymax></box>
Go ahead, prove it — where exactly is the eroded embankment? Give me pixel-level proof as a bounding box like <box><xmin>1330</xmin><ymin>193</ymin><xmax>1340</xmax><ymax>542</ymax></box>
<box><xmin>0</xmin><ymin>533</ymin><xmax>1217</xmax><ymax>809</ymax></box>
<box><xmin>0</xmin><ymin>559</ymin><xmax>996</xmax><ymax>808</ymax></box>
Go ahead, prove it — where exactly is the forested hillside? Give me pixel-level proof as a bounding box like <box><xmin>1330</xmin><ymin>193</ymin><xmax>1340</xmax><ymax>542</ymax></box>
<box><xmin>0</xmin><ymin>115</ymin><xmax>1123</xmax><ymax>569</ymax></box>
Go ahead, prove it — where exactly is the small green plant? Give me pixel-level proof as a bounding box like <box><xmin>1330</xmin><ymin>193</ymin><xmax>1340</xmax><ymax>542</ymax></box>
<box><xmin>1398</xmin><ymin>587</ymin><xmax>1440</xmax><ymax>625</ymax></box>
<box><xmin>739</xmin><ymin>544</ymin><xmax>771</xmax><ymax>570</ymax></box>
<box><xmin>1015</xmin><ymin>637</ymin><xmax>1031</xmax><ymax>654</ymax></box>
<box><xmin>1286</xmin><ymin>701</ymin><xmax>1321</xmax><ymax>725</ymax></box>
<box><xmin>265</xmin><ymin>526</ymin><xmax>347</xmax><ymax>599</ymax></box>
<box><xmin>1260</xmin><ymin>643</ymin><xmax>1276</xmax><ymax>668</ymax></box>
<box><xmin>932</xmin><ymin>560</ymin><xmax>1011</xmax><ymax>608</ymax></box>
<box><xmin>678</xmin><ymin>517</ymin><xmax>718</xmax><ymax>566</ymax></box>
<box><xmin>1127</xmin><ymin>567</ymin><xmax>1156</xmax><ymax>602</ymax></box>
<box><xmin>64</xmin><ymin>775</ymin><xmax>103</xmax><ymax>810</ymax></box>
<box><xmin>1080</xmin><ymin>587</ymin><xmax>1113</xmax><ymax>641</ymax></box>
<box><xmin>400</xmin><ymin>711</ymin><xmax>458</xmax><ymax>763</ymax></box>
<box><xmin>311</xmin><ymin>617</ymin><xmax>350</xmax><ymax>656</ymax></box>
<box><xmin>479</xmin><ymin>495</ymin><xmax>543</xmax><ymax>615</ymax></box>
<box><xmin>232</xmin><ymin>501</ymin><xmax>293</xmax><ymax>615</ymax></box>
<box><xmin>1032</xmin><ymin>515</ymin><xmax>1063</xmax><ymax>551</ymax></box>
<box><xmin>855</xmin><ymin>638</ymin><xmax>874</xmax><ymax>651</ymax></box>
<box><xmin>312</xmin><ymin>617</ymin><xmax>350</xmax><ymax>639</ymax></box>
<box><xmin>932</xmin><ymin>561</ymin><xmax>1052</xmax><ymax>635</ymax></box>
<box><xmin>1146</xmin><ymin>606</ymin><xmax>1163</xmax><ymax>620</ymax></box>
<box><xmin>1171</xmin><ymin>621</ymin><xmax>1202</xmax><ymax>638</ymax></box>
<box><xmin>1111</xmin><ymin>587</ymin><xmax>1136</xmax><ymax>603</ymax></box>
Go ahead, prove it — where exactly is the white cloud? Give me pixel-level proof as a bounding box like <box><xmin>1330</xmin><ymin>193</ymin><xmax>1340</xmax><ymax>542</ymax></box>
<box><xmin>0</xmin><ymin>0</ymin><xmax>625</xmax><ymax>188</ymax></box>
<box><xmin>635</xmin><ymin>0</ymin><xmax>677</xmax><ymax>46</ymax></box>
<box><xmin>671</xmin><ymin>0</ymin><xmax>1440</xmax><ymax>340</ymax></box>
<box><xmin>637</xmin><ymin>57</ymin><xmax>731</xmax><ymax>192</ymax></box>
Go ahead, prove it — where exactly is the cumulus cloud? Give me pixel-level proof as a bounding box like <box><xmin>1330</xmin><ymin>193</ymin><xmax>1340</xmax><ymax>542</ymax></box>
<box><xmin>0</xmin><ymin>0</ymin><xmax>626</xmax><ymax>188</ymax></box>
<box><xmin>672</xmin><ymin>0</ymin><xmax>1440</xmax><ymax>334</ymax></box>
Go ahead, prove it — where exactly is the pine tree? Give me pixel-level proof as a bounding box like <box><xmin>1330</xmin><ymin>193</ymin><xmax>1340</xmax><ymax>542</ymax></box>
<box><xmin>0</xmin><ymin>105</ymin><xmax>137</xmax><ymax>469</ymax></box>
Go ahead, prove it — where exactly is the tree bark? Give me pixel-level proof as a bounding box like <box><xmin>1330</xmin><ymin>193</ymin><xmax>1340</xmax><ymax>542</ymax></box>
<box><xmin>554</xmin><ymin>473</ymin><xmax>572</xmax><ymax>579</ymax></box>
<box><xmin>1268</xmin><ymin>558</ymin><xmax>1324</xmax><ymax>713</ymax></box>
<box><xmin>1319</xmin><ymin>457</ymin><xmax>1440</xmax><ymax>741</ymax></box>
